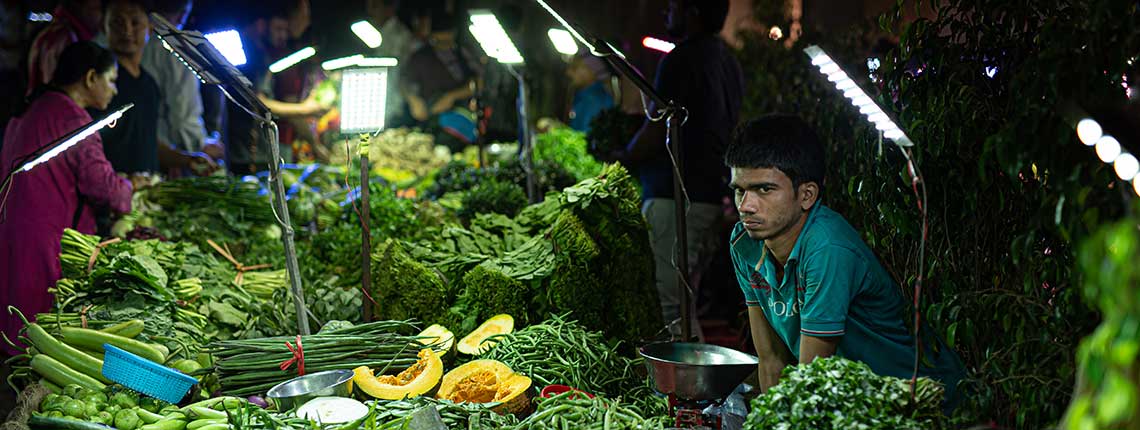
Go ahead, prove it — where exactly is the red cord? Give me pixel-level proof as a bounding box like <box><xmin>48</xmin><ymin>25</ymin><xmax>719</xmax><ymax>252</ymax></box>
<box><xmin>280</xmin><ymin>335</ymin><xmax>306</xmax><ymax>375</ymax></box>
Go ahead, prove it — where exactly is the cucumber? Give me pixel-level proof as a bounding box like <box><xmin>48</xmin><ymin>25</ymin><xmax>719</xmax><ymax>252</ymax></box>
<box><xmin>185</xmin><ymin>407</ymin><xmax>226</xmax><ymax>420</ymax></box>
<box><xmin>186</xmin><ymin>419</ymin><xmax>226</xmax><ymax>430</ymax></box>
<box><xmin>26</xmin><ymin>324</ymin><xmax>111</xmax><ymax>384</ymax></box>
<box><xmin>28</xmin><ymin>415</ymin><xmax>115</xmax><ymax>430</ymax></box>
<box><xmin>139</xmin><ymin>420</ymin><xmax>188</xmax><ymax>430</ymax></box>
<box><xmin>101</xmin><ymin>320</ymin><xmax>145</xmax><ymax>338</ymax></box>
<box><xmin>136</xmin><ymin>408</ymin><xmax>165</xmax><ymax>424</ymax></box>
<box><xmin>30</xmin><ymin>354</ymin><xmax>106</xmax><ymax>392</ymax></box>
<box><xmin>59</xmin><ymin>327</ymin><xmax>165</xmax><ymax>364</ymax></box>
<box><xmin>192</xmin><ymin>424</ymin><xmax>229</xmax><ymax>430</ymax></box>
<box><xmin>41</xmin><ymin>380</ymin><xmax>62</xmax><ymax>394</ymax></box>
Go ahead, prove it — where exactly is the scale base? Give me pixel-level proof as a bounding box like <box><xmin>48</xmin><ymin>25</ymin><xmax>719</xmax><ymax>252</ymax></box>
<box><xmin>668</xmin><ymin>394</ymin><xmax>724</xmax><ymax>430</ymax></box>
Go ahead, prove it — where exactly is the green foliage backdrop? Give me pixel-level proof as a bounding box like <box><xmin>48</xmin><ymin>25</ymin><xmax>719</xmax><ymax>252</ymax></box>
<box><xmin>737</xmin><ymin>0</ymin><xmax>1139</xmax><ymax>427</ymax></box>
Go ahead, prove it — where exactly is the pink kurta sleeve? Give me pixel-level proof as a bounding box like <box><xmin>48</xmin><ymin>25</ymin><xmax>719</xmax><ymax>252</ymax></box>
<box><xmin>67</xmin><ymin>134</ymin><xmax>133</xmax><ymax>214</ymax></box>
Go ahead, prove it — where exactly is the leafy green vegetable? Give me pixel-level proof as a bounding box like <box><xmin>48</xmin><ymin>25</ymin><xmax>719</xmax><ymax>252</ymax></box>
<box><xmin>744</xmin><ymin>356</ymin><xmax>946</xmax><ymax>430</ymax></box>
<box><xmin>534</xmin><ymin>127</ymin><xmax>603</xmax><ymax>181</ymax></box>
<box><xmin>457</xmin><ymin>179</ymin><xmax>527</xmax><ymax>222</ymax></box>
<box><xmin>370</xmin><ymin>240</ymin><xmax>451</xmax><ymax>323</ymax></box>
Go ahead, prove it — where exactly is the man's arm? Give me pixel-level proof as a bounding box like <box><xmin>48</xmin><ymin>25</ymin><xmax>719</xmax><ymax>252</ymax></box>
<box><xmin>429</xmin><ymin>82</ymin><xmax>475</xmax><ymax>115</ymax></box>
<box><xmin>749</xmin><ymin>307</ymin><xmax>795</xmax><ymax>393</ymax></box>
<box><xmin>257</xmin><ymin>94</ymin><xmax>324</xmax><ymax>118</ymax></box>
<box><xmin>799</xmin><ymin>334</ymin><xmax>840</xmax><ymax>364</ymax></box>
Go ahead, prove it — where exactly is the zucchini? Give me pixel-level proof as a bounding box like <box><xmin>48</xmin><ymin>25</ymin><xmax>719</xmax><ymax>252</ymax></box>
<box><xmin>30</xmin><ymin>354</ymin><xmax>106</xmax><ymax>392</ymax></box>
<box><xmin>26</xmin><ymin>324</ymin><xmax>111</xmax><ymax>384</ymax></box>
<box><xmin>185</xmin><ymin>407</ymin><xmax>226</xmax><ymax>420</ymax></box>
<box><xmin>191</xmin><ymin>424</ymin><xmax>228</xmax><ymax>430</ymax></box>
<box><xmin>59</xmin><ymin>327</ymin><xmax>165</xmax><ymax>364</ymax></box>
<box><xmin>28</xmin><ymin>415</ymin><xmax>115</xmax><ymax>430</ymax></box>
<box><xmin>101</xmin><ymin>320</ymin><xmax>145</xmax><ymax>338</ymax></box>
<box><xmin>41</xmin><ymin>380</ymin><xmax>62</xmax><ymax>394</ymax></box>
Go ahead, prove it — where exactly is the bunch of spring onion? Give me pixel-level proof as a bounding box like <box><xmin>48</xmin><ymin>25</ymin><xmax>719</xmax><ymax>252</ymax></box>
<box><xmin>209</xmin><ymin>320</ymin><xmax>431</xmax><ymax>397</ymax></box>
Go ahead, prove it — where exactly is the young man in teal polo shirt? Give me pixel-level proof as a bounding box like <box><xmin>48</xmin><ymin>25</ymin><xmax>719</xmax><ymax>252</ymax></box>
<box><xmin>726</xmin><ymin>114</ymin><xmax>966</xmax><ymax>410</ymax></box>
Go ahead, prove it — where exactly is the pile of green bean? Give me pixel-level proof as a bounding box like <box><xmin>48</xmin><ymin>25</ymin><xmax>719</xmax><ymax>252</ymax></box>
<box><xmin>209</xmin><ymin>320</ymin><xmax>427</xmax><ymax>397</ymax></box>
<box><xmin>370</xmin><ymin>398</ymin><xmax>518</xmax><ymax>430</ymax></box>
<box><xmin>481</xmin><ymin>314</ymin><xmax>640</xmax><ymax>395</ymax></box>
<box><xmin>511</xmin><ymin>391</ymin><xmax>668</xmax><ymax>430</ymax></box>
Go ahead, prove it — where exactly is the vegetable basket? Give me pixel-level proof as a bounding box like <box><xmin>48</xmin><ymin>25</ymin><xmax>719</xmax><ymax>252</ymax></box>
<box><xmin>102</xmin><ymin>344</ymin><xmax>197</xmax><ymax>403</ymax></box>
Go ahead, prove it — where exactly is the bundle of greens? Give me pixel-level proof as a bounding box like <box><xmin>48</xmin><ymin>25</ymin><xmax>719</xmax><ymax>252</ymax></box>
<box><xmin>480</xmin><ymin>314</ymin><xmax>661</xmax><ymax>416</ymax></box>
<box><xmin>534</xmin><ymin>127</ymin><xmax>603</xmax><ymax>181</ymax></box>
<box><xmin>209</xmin><ymin>320</ymin><xmax>427</xmax><ymax>397</ymax></box>
<box><xmin>423</xmin><ymin>158</ymin><xmax>576</xmax><ymax>201</ymax></box>
<box><xmin>585</xmin><ymin>107</ymin><xmax>643</xmax><ymax>161</ymax></box>
<box><xmin>369</xmin><ymin>240</ymin><xmax>452</xmax><ymax>323</ymax></box>
<box><xmin>744</xmin><ymin>356</ymin><xmax>946</xmax><ymax>430</ymax></box>
<box><xmin>510</xmin><ymin>391</ymin><xmax>668</xmax><ymax>430</ymax></box>
<box><xmin>457</xmin><ymin>179</ymin><xmax>527</xmax><ymax>222</ymax></box>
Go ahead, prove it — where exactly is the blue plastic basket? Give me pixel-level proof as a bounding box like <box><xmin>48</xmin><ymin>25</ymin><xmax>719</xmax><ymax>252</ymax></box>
<box><xmin>102</xmin><ymin>344</ymin><xmax>198</xmax><ymax>404</ymax></box>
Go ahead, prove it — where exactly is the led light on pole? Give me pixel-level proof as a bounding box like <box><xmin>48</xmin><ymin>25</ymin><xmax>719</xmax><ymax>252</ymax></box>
<box><xmin>321</xmin><ymin>55</ymin><xmax>397</xmax><ymax>71</ymax></box>
<box><xmin>468</xmin><ymin>11</ymin><xmax>523</xmax><ymax>64</ymax></box>
<box><xmin>1076</xmin><ymin>118</ymin><xmax>1102</xmax><ymax>145</ymax></box>
<box><xmin>340</xmin><ymin>68</ymin><xmax>388</xmax><ymax>134</ymax></box>
<box><xmin>642</xmin><ymin>36</ymin><xmax>675</xmax><ymax>53</ymax></box>
<box><xmin>804</xmin><ymin>45</ymin><xmax>914</xmax><ymax>147</ymax></box>
<box><xmin>19</xmin><ymin>104</ymin><xmax>134</xmax><ymax>173</ymax></box>
<box><xmin>203</xmin><ymin>30</ymin><xmax>246</xmax><ymax>66</ymax></box>
<box><xmin>351</xmin><ymin>20</ymin><xmax>383</xmax><ymax>48</ymax></box>
<box><xmin>322</xmin><ymin>55</ymin><xmax>363</xmax><ymax>71</ymax></box>
<box><xmin>548</xmin><ymin>29</ymin><xmax>578</xmax><ymax>55</ymax></box>
<box><xmin>269</xmin><ymin>46</ymin><xmax>316</xmax><ymax>73</ymax></box>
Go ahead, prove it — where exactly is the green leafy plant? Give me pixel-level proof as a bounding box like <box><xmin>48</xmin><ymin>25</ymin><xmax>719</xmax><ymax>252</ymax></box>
<box><xmin>458</xmin><ymin>179</ymin><xmax>528</xmax><ymax>222</ymax></box>
<box><xmin>744</xmin><ymin>356</ymin><xmax>946</xmax><ymax>430</ymax></box>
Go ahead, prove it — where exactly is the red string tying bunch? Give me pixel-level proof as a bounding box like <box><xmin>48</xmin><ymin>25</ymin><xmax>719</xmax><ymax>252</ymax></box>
<box><xmin>280</xmin><ymin>335</ymin><xmax>306</xmax><ymax>376</ymax></box>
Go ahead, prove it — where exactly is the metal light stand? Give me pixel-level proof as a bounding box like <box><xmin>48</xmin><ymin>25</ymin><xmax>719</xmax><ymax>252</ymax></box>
<box><xmin>150</xmin><ymin>13</ymin><xmax>312</xmax><ymax>335</ymax></box>
<box><xmin>507</xmin><ymin>65</ymin><xmax>538</xmax><ymax>203</ymax></box>
<box><xmin>591</xmin><ymin>40</ymin><xmax>692</xmax><ymax>341</ymax></box>
<box><xmin>360</xmin><ymin>136</ymin><xmax>373</xmax><ymax>322</ymax></box>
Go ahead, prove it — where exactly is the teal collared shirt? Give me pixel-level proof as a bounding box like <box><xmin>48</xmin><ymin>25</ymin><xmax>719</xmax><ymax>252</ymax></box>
<box><xmin>730</xmin><ymin>203</ymin><xmax>965</xmax><ymax>407</ymax></box>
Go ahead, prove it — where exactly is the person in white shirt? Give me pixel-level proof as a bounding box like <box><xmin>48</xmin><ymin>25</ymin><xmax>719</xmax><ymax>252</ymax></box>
<box><xmin>140</xmin><ymin>0</ymin><xmax>222</xmax><ymax>161</ymax></box>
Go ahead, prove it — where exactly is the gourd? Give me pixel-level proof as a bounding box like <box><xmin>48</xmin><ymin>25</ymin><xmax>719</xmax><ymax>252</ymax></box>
<box><xmin>457</xmin><ymin>314</ymin><xmax>513</xmax><ymax>355</ymax></box>
<box><xmin>436</xmin><ymin>359</ymin><xmax>533</xmax><ymax>416</ymax></box>
<box><xmin>352</xmin><ymin>348</ymin><xmax>443</xmax><ymax>400</ymax></box>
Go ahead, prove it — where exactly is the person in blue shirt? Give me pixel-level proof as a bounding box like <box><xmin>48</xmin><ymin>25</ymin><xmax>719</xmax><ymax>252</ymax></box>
<box><xmin>566</xmin><ymin>54</ymin><xmax>613</xmax><ymax>133</ymax></box>
<box><xmin>726</xmin><ymin>114</ymin><xmax>966</xmax><ymax>411</ymax></box>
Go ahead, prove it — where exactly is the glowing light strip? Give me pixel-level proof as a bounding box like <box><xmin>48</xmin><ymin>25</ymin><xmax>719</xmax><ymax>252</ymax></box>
<box><xmin>203</xmin><ymin>30</ymin><xmax>246</xmax><ymax>66</ymax></box>
<box><xmin>469</xmin><ymin>11</ymin><xmax>523</xmax><ymax>64</ymax></box>
<box><xmin>20</xmin><ymin>104</ymin><xmax>134</xmax><ymax>172</ymax></box>
<box><xmin>1073</xmin><ymin>117</ymin><xmax>1140</xmax><ymax>195</ymax></box>
<box><xmin>804</xmin><ymin>45</ymin><xmax>913</xmax><ymax>146</ymax></box>
<box><xmin>642</xmin><ymin>37</ymin><xmax>675</xmax><ymax>53</ymax></box>
<box><xmin>269</xmin><ymin>46</ymin><xmax>316</xmax><ymax>73</ymax></box>
<box><xmin>547</xmin><ymin>29</ymin><xmax>578</xmax><ymax>55</ymax></box>
<box><xmin>321</xmin><ymin>55</ymin><xmax>397</xmax><ymax>71</ymax></box>
<box><xmin>533</xmin><ymin>0</ymin><xmax>595</xmax><ymax>52</ymax></box>
<box><xmin>351</xmin><ymin>20</ymin><xmax>383</xmax><ymax>48</ymax></box>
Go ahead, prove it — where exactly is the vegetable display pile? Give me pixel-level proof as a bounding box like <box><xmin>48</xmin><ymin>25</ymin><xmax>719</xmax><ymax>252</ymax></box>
<box><xmin>376</xmin><ymin>164</ymin><xmax>663</xmax><ymax>342</ymax></box>
<box><xmin>32</xmin><ymin>387</ymin><xmax>249</xmax><ymax>430</ymax></box>
<box><xmin>744</xmin><ymin>356</ymin><xmax>946</xmax><ymax>430</ymax></box>
<box><xmin>479</xmin><ymin>314</ymin><xmax>661</xmax><ymax>416</ymax></box>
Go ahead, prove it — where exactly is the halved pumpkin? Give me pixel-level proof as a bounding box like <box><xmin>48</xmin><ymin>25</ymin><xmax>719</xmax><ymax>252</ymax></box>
<box><xmin>436</xmin><ymin>359</ymin><xmax>533</xmax><ymax>416</ymax></box>
<box><xmin>457</xmin><ymin>314</ymin><xmax>514</xmax><ymax>355</ymax></box>
<box><xmin>418</xmin><ymin>324</ymin><xmax>455</xmax><ymax>355</ymax></box>
<box><xmin>352</xmin><ymin>348</ymin><xmax>443</xmax><ymax>400</ymax></box>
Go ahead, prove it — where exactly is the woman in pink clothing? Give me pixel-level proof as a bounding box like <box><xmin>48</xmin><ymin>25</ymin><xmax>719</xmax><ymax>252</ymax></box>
<box><xmin>0</xmin><ymin>41</ymin><xmax>133</xmax><ymax>355</ymax></box>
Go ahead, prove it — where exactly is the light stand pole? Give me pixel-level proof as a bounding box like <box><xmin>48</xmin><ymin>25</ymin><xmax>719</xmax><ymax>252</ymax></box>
<box><xmin>151</xmin><ymin>13</ymin><xmax>312</xmax><ymax>334</ymax></box>
<box><xmin>507</xmin><ymin>65</ymin><xmax>538</xmax><ymax>203</ymax></box>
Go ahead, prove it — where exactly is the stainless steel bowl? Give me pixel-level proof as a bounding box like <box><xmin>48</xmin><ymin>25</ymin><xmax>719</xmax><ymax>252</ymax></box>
<box><xmin>639</xmin><ymin>342</ymin><xmax>759</xmax><ymax>401</ymax></box>
<box><xmin>266</xmin><ymin>370</ymin><xmax>354</xmax><ymax>410</ymax></box>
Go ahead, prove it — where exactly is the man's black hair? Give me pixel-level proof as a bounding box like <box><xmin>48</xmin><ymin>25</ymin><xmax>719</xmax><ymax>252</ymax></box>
<box><xmin>104</xmin><ymin>0</ymin><xmax>153</xmax><ymax>15</ymax></box>
<box><xmin>682</xmin><ymin>0</ymin><xmax>730</xmax><ymax>34</ymax></box>
<box><xmin>151</xmin><ymin>0</ymin><xmax>190</xmax><ymax>16</ymax></box>
<box><xmin>725</xmin><ymin>114</ymin><xmax>826</xmax><ymax>191</ymax></box>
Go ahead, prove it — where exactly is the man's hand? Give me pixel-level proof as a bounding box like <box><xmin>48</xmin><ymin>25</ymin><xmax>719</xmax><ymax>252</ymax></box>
<box><xmin>185</xmin><ymin>152</ymin><xmax>218</xmax><ymax>176</ymax></box>
<box><xmin>429</xmin><ymin>94</ymin><xmax>455</xmax><ymax>116</ymax></box>
<box><xmin>407</xmin><ymin>95</ymin><xmax>430</xmax><ymax>121</ymax></box>
<box><xmin>748</xmin><ymin>308</ymin><xmax>795</xmax><ymax>393</ymax></box>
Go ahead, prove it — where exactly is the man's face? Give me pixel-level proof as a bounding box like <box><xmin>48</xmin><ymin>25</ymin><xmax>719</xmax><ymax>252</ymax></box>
<box><xmin>106</xmin><ymin>2</ymin><xmax>149</xmax><ymax>57</ymax></box>
<box><xmin>76</xmin><ymin>0</ymin><xmax>104</xmax><ymax>34</ymax></box>
<box><xmin>731</xmin><ymin>166</ymin><xmax>810</xmax><ymax>241</ymax></box>
<box><xmin>566</xmin><ymin>58</ymin><xmax>595</xmax><ymax>89</ymax></box>
<box><xmin>665</xmin><ymin>0</ymin><xmax>687</xmax><ymax>38</ymax></box>
<box><xmin>269</xmin><ymin>17</ymin><xmax>290</xmax><ymax>48</ymax></box>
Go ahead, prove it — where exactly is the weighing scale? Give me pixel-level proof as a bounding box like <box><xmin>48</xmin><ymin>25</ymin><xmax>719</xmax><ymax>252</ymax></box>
<box><xmin>640</xmin><ymin>342</ymin><xmax>759</xmax><ymax>429</ymax></box>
